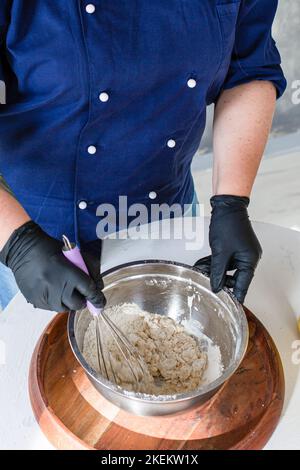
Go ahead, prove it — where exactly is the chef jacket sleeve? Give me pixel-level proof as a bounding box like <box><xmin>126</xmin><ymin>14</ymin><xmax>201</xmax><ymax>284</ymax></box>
<box><xmin>221</xmin><ymin>0</ymin><xmax>287</xmax><ymax>99</ymax></box>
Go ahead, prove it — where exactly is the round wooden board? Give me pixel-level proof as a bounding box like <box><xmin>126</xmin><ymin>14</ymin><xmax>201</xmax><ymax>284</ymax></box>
<box><xmin>29</xmin><ymin>308</ymin><xmax>284</xmax><ymax>450</ymax></box>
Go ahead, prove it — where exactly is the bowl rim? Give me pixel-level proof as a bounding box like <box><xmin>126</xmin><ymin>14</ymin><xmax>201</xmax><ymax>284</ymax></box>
<box><xmin>68</xmin><ymin>259</ymin><xmax>249</xmax><ymax>404</ymax></box>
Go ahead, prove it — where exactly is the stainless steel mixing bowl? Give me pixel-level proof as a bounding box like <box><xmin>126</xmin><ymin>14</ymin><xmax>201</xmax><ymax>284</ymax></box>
<box><xmin>68</xmin><ymin>260</ymin><xmax>248</xmax><ymax>416</ymax></box>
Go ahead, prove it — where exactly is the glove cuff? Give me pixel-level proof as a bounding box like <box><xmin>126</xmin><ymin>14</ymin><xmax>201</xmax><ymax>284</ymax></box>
<box><xmin>210</xmin><ymin>195</ymin><xmax>250</xmax><ymax>210</ymax></box>
<box><xmin>0</xmin><ymin>220</ymin><xmax>39</xmax><ymax>267</ymax></box>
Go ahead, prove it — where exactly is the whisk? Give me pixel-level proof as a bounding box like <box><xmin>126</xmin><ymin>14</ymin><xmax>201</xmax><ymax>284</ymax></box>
<box><xmin>62</xmin><ymin>235</ymin><xmax>148</xmax><ymax>388</ymax></box>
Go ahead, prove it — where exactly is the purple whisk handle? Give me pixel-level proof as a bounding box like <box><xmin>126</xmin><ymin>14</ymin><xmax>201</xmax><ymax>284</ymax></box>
<box><xmin>62</xmin><ymin>242</ymin><xmax>102</xmax><ymax>316</ymax></box>
<box><xmin>62</xmin><ymin>245</ymin><xmax>89</xmax><ymax>275</ymax></box>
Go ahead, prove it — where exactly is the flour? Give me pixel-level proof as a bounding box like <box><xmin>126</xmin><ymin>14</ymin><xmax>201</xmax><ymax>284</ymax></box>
<box><xmin>82</xmin><ymin>303</ymin><xmax>211</xmax><ymax>395</ymax></box>
<box><xmin>182</xmin><ymin>319</ymin><xmax>224</xmax><ymax>384</ymax></box>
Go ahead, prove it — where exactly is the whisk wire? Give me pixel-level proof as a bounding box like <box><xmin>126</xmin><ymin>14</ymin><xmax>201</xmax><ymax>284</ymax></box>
<box><xmin>103</xmin><ymin>313</ymin><xmax>146</xmax><ymax>371</ymax></box>
<box><xmin>95</xmin><ymin>318</ymin><xmax>108</xmax><ymax>378</ymax></box>
<box><xmin>98</xmin><ymin>317</ymin><xmax>118</xmax><ymax>384</ymax></box>
<box><xmin>100</xmin><ymin>313</ymin><xmax>143</xmax><ymax>385</ymax></box>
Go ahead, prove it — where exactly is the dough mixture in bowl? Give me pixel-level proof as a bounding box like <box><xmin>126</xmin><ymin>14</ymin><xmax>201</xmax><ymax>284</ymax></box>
<box><xmin>82</xmin><ymin>303</ymin><xmax>208</xmax><ymax>395</ymax></box>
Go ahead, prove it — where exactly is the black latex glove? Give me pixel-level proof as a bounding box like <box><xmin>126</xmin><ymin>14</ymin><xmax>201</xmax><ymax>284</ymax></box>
<box><xmin>194</xmin><ymin>195</ymin><xmax>262</xmax><ymax>304</ymax></box>
<box><xmin>0</xmin><ymin>221</ymin><xmax>105</xmax><ymax>311</ymax></box>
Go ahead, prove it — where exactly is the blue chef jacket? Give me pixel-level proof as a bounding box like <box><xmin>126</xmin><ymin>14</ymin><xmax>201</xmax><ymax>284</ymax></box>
<box><xmin>0</xmin><ymin>0</ymin><xmax>286</xmax><ymax>245</ymax></box>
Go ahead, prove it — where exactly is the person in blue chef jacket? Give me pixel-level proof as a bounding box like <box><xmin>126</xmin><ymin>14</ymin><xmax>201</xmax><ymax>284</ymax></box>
<box><xmin>0</xmin><ymin>1</ymin><xmax>286</xmax><ymax>312</ymax></box>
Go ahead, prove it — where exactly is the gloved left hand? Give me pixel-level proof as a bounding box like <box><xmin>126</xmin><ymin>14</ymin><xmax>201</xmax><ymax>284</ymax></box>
<box><xmin>194</xmin><ymin>195</ymin><xmax>262</xmax><ymax>304</ymax></box>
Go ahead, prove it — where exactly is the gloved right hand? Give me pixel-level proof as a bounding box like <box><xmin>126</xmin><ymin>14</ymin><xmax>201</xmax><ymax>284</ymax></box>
<box><xmin>0</xmin><ymin>220</ymin><xmax>105</xmax><ymax>312</ymax></box>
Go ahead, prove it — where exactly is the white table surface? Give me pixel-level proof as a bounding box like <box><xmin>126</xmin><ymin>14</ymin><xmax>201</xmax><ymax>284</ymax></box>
<box><xmin>0</xmin><ymin>218</ymin><xmax>299</xmax><ymax>450</ymax></box>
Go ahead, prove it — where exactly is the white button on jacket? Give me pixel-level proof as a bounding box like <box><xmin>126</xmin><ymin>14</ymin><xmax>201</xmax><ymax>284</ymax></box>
<box><xmin>78</xmin><ymin>201</ymin><xmax>88</xmax><ymax>210</ymax></box>
<box><xmin>87</xmin><ymin>145</ymin><xmax>97</xmax><ymax>155</ymax></box>
<box><xmin>99</xmin><ymin>92</ymin><xmax>109</xmax><ymax>102</ymax></box>
<box><xmin>148</xmin><ymin>191</ymin><xmax>157</xmax><ymax>200</ymax></box>
<box><xmin>85</xmin><ymin>4</ymin><xmax>96</xmax><ymax>14</ymax></box>
<box><xmin>167</xmin><ymin>139</ymin><xmax>176</xmax><ymax>148</ymax></box>
<box><xmin>187</xmin><ymin>78</ymin><xmax>197</xmax><ymax>88</ymax></box>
